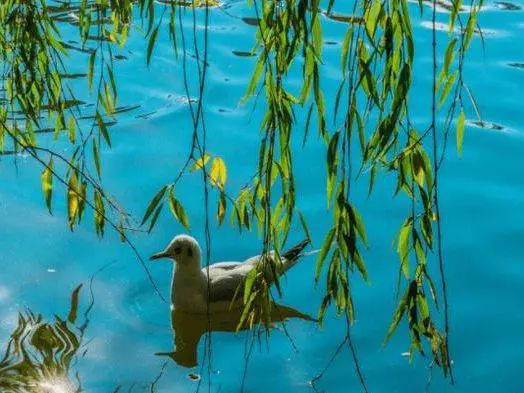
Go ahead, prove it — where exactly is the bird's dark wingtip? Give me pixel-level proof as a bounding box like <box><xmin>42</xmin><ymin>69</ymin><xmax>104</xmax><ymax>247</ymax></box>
<box><xmin>282</xmin><ymin>239</ymin><xmax>310</xmax><ymax>261</ymax></box>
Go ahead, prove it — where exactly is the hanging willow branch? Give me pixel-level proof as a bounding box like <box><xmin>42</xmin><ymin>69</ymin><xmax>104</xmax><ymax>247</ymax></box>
<box><xmin>0</xmin><ymin>0</ymin><xmax>483</xmax><ymax>386</ymax></box>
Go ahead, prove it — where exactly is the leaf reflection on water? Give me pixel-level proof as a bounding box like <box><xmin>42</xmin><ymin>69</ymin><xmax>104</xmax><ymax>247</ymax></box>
<box><xmin>159</xmin><ymin>304</ymin><xmax>317</xmax><ymax>368</ymax></box>
<box><xmin>0</xmin><ymin>287</ymin><xmax>84</xmax><ymax>393</ymax></box>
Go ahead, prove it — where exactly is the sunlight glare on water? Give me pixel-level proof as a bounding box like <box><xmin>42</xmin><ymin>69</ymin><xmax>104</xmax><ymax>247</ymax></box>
<box><xmin>39</xmin><ymin>379</ymin><xmax>76</xmax><ymax>393</ymax></box>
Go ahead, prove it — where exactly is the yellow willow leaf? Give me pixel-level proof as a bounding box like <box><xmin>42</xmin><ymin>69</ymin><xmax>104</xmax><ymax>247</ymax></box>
<box><xmin>67</xmin><ymin>172</ymin><xmax>79</xmax><ymax>230</ymax></box>
<box><xmin>41</xmin><ymin>158</ymin><xmax>53</xmax><ymax>213</ymax></box>
<box><xmin>191</xmin><ymin>153</ymin><xmax>210</xmax><ymax>171</ymax></box>
<box><xmin>210</xmin><ymin>157</ymin><xmax>227</xmax><ymax>188</ymax></box>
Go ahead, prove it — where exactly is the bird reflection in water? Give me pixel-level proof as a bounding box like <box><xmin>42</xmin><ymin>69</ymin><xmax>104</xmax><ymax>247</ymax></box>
<box><xmin>159</xmin><ymin>303</ymin><xmax>317</xmax><ymax>368</ymax></box>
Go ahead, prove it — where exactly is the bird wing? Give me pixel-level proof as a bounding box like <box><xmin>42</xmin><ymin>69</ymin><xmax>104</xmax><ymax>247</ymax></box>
<box><xmin>200</xmin><ymin>239</ymin><xmax>309</xmax><ymax>303</ymax></box>
<box><xmin>202</xmin><ymin>261</ymin><xmax>256</xmax><ymax>303</ymax></box>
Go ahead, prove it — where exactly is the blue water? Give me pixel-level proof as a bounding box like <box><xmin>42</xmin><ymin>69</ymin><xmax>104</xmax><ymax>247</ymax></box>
<box><xmin>1</xmin><ymin>1</ymin><xmax>523</xmax><ymax>392</ymax></box>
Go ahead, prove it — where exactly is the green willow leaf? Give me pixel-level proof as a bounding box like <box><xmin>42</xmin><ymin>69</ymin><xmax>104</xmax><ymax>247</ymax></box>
<box><xmin>88</xmin><ymin>50</ymin><xmax>96</xmax><ymax>91</ymax></box>
<box><xmin>92</xmin><ymin>140</ymin><xmax>102</xmax><ymax>178</ymax></box>
<box><xmin>385</xmin><ymin>287</ymin><xmax>409</xmax><ymax>344</ymax></box>
<box><xmin>96</xmin><ymin>113</ymin><xmax>111</xmax><ymax>147</ymax></box>
<box><xmin>397</xmin><ymin>218</ymin><xmax>412</xmax><ymax>279</ymax></box>
<box><xmin>217</xmin><ymin>190</ymin><xmax>227</xmax><ymax>225</ymax></box>
<box><xmin>141</xmin><ymin>186</ymin><xmax>167</xmax><ymax>226</ymax></box>
<box><xmin>147</xmin><ymin>26</ymin><xmax>160</xmax><ymax>65</ymax></box>
<box><xmin>438</xmin><ymin>71</ymin><xmax>457</xmax><ymax>108</ymax></box>
<box><xmin>168</xmin><ymin>190</ymin><xmax>190</xmax><ymax>229</ymax></box>
<box><xmin>94</xmin><ymin>189</ymin><xmax>105</xmax><ymax>236</ymax></box>
<box><xmin>41</xmin><ymin>158</ymin><xmax>54</xmax><ymax>214</ymax></box>
<box><xmin>443</xmin><ymin>38</ymin><xmax>457</xmax><ymax>77</ymax></box>
<box><xmin>457</xmin><ymin>110</ymin><xmax>466</xmax><ymax>156</ymax></box>
<box><xmin>464</xmin><ymin>13</ymin><xmax>477</xmax><ymax>50</ymax></box>
<box><xmin>315</xmin><ymin>227</ymin><xmax>336</xmax><ymax>281</ymax></box>
<box><xmin>298</xmin><ymin>211</ymin><xmax>312</xmax><ymax>245</ymax></box>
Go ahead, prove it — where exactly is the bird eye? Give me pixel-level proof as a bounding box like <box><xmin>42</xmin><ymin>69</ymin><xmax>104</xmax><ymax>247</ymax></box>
<box><xmin>174</xmin><ymin>247</ymin><xmax>182</xmax><ymax>255</ymax></box>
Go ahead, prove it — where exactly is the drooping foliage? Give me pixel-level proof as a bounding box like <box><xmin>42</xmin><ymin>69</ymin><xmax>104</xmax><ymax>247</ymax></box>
<box><xmin>0</xmin><ymin>0</ymin><xmax>483</xmax><ymax>384</ymax></box>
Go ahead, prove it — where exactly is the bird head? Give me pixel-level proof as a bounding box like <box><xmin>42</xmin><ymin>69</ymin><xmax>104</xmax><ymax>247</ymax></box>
<box><xmin>150</xmin><ymin>234</ymin><xmax>202</xmax><ymax>268</ymax></box>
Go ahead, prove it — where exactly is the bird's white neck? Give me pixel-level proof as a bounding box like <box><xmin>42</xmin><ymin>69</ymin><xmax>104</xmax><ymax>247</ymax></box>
<box><xmin>171</xmin><ymin>261</ymin><xmax>206</xmax><ymax>312</ymax></box>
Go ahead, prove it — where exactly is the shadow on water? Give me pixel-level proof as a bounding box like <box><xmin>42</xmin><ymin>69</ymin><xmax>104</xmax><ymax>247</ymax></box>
<box><xmin>159</xmin><ymin>304</ymin><xmax>317</xmax><ymax>368</ymax></box>
<box><xmin>0</xmin><ymin>286</ymin><xmax>85</xmax><ymax>393</ymax></box>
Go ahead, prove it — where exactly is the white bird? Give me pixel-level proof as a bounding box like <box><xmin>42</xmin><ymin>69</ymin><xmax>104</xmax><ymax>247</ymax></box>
<box><xmin>150</xmin><ymin>234</ymin><xmax>310</xmax><ymax>313</ymax></box>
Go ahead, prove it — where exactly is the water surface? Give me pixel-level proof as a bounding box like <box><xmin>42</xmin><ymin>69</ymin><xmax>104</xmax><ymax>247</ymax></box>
<box><xmin>0</xmin><ymin>1</ymin><xmax>523</xmax><ymax>392</ymax></box>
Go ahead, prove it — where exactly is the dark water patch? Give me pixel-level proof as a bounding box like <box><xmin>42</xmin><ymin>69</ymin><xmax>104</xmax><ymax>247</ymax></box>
<box><xmin>323</xmin><ymin>12</ymin><xmax>364</xmax><ymax>24</ymax></box>
<box><xmin>59</xmin><ymin>73</ymin><xmax>87</xmax><ymax>79</ymax></box>
<box><xmin>40</xmin><ymin>99</ymin><xmax>85</xmax><ymax>111</ymax></box>
<box><xmin>136</xmin><ymin>111</ymin><xmax>158</xmax><ymax>119</ymax></box>
<box><xmin>187</xmin><ymin>51</ymin><xmax>210</xmax><ymax>66</ymax></box>
<box><xmin>325</xmin><ymin>41</ymin><xmax>339</xmax><ymax>45</ymax></box>
<box><xmin>35</xmin><ymin>127</ymin><xmax>54</xmax><ymax>134</ymax></box>
<box><xmin>46</xmin><ymin>4</ymin><xmax>77</xmax><ymax>13</ymax></box>
<box><xmin>241</xmin><ymin>17</ymin><xmax>260</xmax><ymax>26</ymax></box>
<box><xmin>112</xmin><ymin>104</ymin><xmax>142</xmax><ymax>115</ymax></box>
<box><xmin>115</xmin><ymin>54</ymin><xmax>128</xmax><ymax>61</ymax></box>
<box><xmin>495</xmin><ymin>1</ymin><xmax>522</xmax><ymax>10</ymax></box>
<box><xmin>469</xmin><ymin>120</ymin><xmax>506</xmax><ymax>131</ymax></box>
<box><xmin>62</xmin><ymin>41</ymin><xmax>95</xmax><ymax>54</ymax></box>
<box><xmin>87</xmin><ymin>34</ymin><xmax>113</xmax><ymax>43</ymax></box>
<box><xmin>232</xmin><ymin>50</ymin><xmax>256</xmax><ymax>57</ymax></box>
<box><xmin>508</xmin><ymin>62</ymin><xmax>524</xmax><ymax>69</ymax></box>
<box><xmin>77</xmin><ymin>105</ymin><xmax>140</xmax><ymax>120</ymax></box>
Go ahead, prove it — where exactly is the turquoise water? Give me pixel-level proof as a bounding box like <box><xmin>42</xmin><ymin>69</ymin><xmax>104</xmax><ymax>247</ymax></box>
<box><xmin>1</xmin><ymin>1</ymin><xmax>523</xmax><ymax>392</ymax></box>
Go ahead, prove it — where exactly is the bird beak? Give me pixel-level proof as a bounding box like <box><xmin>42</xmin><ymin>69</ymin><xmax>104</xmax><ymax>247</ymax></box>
<box><xmin>150</xmin><ymin>251</ymin><xmax>170</xmax><ymax>261</ymax></box>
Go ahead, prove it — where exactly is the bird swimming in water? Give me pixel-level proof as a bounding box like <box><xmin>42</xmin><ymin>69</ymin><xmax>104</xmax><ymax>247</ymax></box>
<box><xmin>150</xmin><ymin>234</ymin><xmax>310</xmax><ymax>313</ymax></box>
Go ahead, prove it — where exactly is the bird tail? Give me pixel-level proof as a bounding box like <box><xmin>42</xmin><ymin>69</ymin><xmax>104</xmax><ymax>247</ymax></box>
<box><xmin>280</xmin><ymin>239</ymin><xmax>310</xmax><ymax>273</ymax></box>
